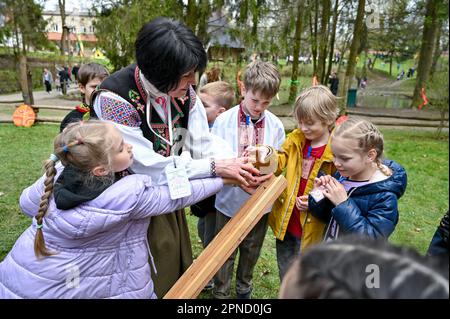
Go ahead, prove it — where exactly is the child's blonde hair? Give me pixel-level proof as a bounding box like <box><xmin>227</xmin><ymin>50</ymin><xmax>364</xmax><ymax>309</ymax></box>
<box><xmin>294</xmin><ymin>85</ymin><xmax>338</xmax><ymax>129</ymax></box>
<box><xmin>199</xmin><ymin>81</ymin><xmax>235</xmax><ymax>110</ymax></box>
<box><xmin>243</xmin><ymin>60</ymin><xmax>281</xmax><ymax>98</ymax></box>
<box><xmin>332</xmin><ymin>117</ymin><xmax>392</xmax><ymax>176</ymax></box>
<box><xmin>34</xmin><ymin>121</ymin><xmax>119</xmax><ymax>258</ymax></box>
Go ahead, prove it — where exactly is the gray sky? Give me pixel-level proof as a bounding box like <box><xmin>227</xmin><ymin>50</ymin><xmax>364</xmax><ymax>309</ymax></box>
<box><xmin>43</xmin><ymin>0</ymin><xmax>96</xmax><ymax>12</ymax></box>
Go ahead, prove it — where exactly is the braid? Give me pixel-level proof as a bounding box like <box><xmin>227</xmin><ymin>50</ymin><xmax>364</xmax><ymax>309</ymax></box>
<box><xmin>375</xmin><ymin>159</ymin><xmax>392</xmax><ymax>176</ymax></box>
<box><xmin>34</xmin><ymin>159</ymin><xmax>57</xmax><ymax>258</ymax></box>
<box><xmin>32</xmin><ymin>120</ymin><xmax>119</xmax><ymax>259</ymax></box>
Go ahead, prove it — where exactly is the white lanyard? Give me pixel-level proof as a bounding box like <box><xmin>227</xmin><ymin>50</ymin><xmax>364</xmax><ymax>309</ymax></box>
<box><xmin>145</xmin><ymin>94</ymin><xmax>174</xmax><ymax>147</ymax></box>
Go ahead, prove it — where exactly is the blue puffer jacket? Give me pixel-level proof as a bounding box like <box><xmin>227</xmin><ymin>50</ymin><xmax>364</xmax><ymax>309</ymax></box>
<box><xmin>309</xmin><ymin>159</ymin><xmax>407</xmax><ymax>239</ymax></box>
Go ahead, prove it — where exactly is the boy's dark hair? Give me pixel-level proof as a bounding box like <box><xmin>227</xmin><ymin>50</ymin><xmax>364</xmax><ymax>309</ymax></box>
<box><xmin>280</xmin><ymin>235</ymin><xmax>449</xmax><ymax>299</ymax></box>
<box><xmin>77</xmin><ymin>63</ymin><xmax>110</xmax><ymax>86</ymax></box>
<box><xmin>135</xmin><ymin>17</ymin><xmax>207</xmax><ymax>93</ymax></box>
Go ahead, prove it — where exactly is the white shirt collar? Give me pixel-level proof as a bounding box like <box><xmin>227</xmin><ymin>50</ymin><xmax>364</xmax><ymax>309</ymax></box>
<box><xmin>139</xmin><ymin>70</ymin><xmax>169</xmax><ymax>100</ymax></box>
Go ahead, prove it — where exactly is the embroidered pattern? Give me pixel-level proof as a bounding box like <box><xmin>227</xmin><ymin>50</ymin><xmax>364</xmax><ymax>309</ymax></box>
<box><xmin>129</xmin><ymin>90</ymin><xmax>145</xmax><ymax>113</ymax></box>
<box><xmin>100</xmin><ymin>95</ymin><xmax>141</xmax><ymax>127</ymax></box>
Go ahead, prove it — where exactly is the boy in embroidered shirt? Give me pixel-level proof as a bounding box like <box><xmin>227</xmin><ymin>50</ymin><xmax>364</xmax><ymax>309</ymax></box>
<box><xmin>190</xmin><ymin>81</ymin><xmax>235</xmax><ymax>291</ymax></box>
<box><xmin>60</xmin><ymin>63</ymin><xmax>109</xmax><ymax>132</ymax></box>
<box><xmin>211</xmin><ymin>61</ymin><xmax>285</xmax><ymax>299</ymax></box>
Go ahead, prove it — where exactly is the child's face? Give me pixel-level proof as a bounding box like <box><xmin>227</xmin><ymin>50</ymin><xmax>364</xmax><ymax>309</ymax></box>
<box><xmin>298</xmin><ymin>116</ymin><xmax>330</xmax><ymax>143</ymax></box>
<box><xmin>331</xmin><ymin>136</ymin><xmax>372</xmax><ymax>180</ymax></box>
<box><xmin>241</xmin><ymin>89</ymin><xmax>272</xmax><ymax>119</ymax></box>
<box><xmin>109</xmin><ymin>126</ymin><xmax>134</xmax><ymax>172</ymax></box>
<box><xmin>199</xmin><ymin>92</ymin><xmax>226</xmax><ymax>124</ymax></box>
<box><xmin>80</xmin><ymin>77</ymin><xmax>104</xmax><ymax>105</ymax></box>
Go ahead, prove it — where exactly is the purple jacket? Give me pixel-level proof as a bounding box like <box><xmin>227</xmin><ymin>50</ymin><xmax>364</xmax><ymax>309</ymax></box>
<box><xmin>0</xmin><ymin>172</ymin><xmax>223</xmax><ymax>299</ymax></box>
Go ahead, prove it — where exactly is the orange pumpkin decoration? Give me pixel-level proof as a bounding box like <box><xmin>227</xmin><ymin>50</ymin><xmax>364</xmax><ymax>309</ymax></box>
<box><xmin>12</xmin><ymin>104</ymin><xmax>36</xmax><ymax>127</ymax></box>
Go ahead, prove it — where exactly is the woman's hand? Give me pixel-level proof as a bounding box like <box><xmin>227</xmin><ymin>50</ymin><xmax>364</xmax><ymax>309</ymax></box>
<box><xmin>295</xmin><ymin>195</ymin><xmax>309</xmax><ymax>211</ymax></box>
<box><xmin>223</xmin><ymin>173</ymin><xmax>273</xmax><ymax>194</ymax></box>
<box><xmin>215</xmin><ymin>157</ymin><xmax>260</xmax><ymax>187</ymax></box>
<box><xmin>322</xmin><ymin>177</ymin><xmax>348</xmax><ymax>206</ymax></box>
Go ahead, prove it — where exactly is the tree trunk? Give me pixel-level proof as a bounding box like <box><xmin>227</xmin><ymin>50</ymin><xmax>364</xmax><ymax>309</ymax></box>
<box><xmin>338</xmin><ymin>0</ymin><xmax>366</xmax><ymax>114</ymax></box>
<box><xmin>429</xmin><ymin>20</ymin><xmax>443</xmax><ymax>80</ymax></box>
<box><xmin>186</xmin><ymin>0</ymin><xmax>197</xmax><ymax>31</ymax></box>
<box><xmin>196</xmin><ymin>0</ymin><xmax>211</xmax><ymax>44</ymax></box>
<box><xmin>289</xmin><ymin>0</ymin><xmax>305</xmax><ymax>103</ymax></box>
<box><xmin>389</xmin><ymin>54</ymin><xmax>392</xmax><ymax>76</ymax></box>
<box><xmin>317</xmin><ymin>0</ymin><xmax>331</xmax><ymax>84</ymax></box>
<box><xmin>309</xmin><ymin>1</ymin><xmax>319</xmax><ymax>76</ymax></box>
<box><xmin>326</xmin><ymin>0</ymin><xmax>339</xmax><ymax>81</ymax></box>
<box><xmin>411</xmin><ymin>0</ymin><xmax>439</xmax><ymax>109</ymax></box>
<box><xmin>58</xmin><ymin>0</ymin><xmax>67</xmax><ymax>55</ymax></box>
<box><xmin>251</xmin><ymin>0</ymin><xmax>263</xmax><ymax>39</ymax></box>
<box><xmin>18</xmin><ymin>54</ymin><xmax>33</xmax><ymax>105</ymax></box>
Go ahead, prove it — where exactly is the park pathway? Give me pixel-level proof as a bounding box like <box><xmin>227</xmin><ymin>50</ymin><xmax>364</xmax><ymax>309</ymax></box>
<box><xmin>0</xmin><ymin>86</ymin><xmax>448</xmax><ymax>132</ymax></box>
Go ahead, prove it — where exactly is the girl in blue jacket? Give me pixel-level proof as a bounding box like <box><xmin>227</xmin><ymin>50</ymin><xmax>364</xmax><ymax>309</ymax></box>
<box><xmin>308</xmin><ymin>117</ymin><xmax>407</xmax><ymax>240</ymax></box>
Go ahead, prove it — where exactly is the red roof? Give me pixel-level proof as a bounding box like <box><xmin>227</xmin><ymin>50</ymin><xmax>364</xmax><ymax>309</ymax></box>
<box><xmin>47</xmin><ymin>32</ymin><xmax>97</xmax><ymax>43</ymax></box>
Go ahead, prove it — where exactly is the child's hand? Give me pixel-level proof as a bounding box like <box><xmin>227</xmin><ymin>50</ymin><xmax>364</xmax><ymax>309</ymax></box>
<box><xmin>246</xmin><ymin>173</ymin><xmax>273</xmax><ymax>188</ymax></box>
<box><xmin>295</xmin><ymin>195</ymin><xmax>309</xmax><ymax>211</ymax></box>
<box><xmin>314</xmin><ymin>175</ymin><xmax>332</xmax><ymax>188</ymax></box>
<box><xmin>322</xmin><ymin>177</ymin><xmax>348</xmax><ymax>206</ymax></box>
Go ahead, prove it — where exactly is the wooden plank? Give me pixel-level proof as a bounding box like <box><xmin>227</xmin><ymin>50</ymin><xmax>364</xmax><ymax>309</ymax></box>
<box><xmin>14</xmin><ymin>104</ymin><xmax>74</xmax><ymax>111</ymax></box>
<box><xmin>347</xmin><ymin>109</ymin><xmax>449</xmax><ymax>121</ymax></box>
<box><xmin>0</xmin><ymin>100</ymin><xmax>24</xmax><ymax>104</ymax></box>
<box><xmin>163</xmin><ymin>175</ymin><xmax>287</xmax><ymax>299</ymax></box>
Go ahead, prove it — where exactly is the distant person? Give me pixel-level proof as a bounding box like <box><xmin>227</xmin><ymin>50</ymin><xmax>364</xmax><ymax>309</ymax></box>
<box><xmin>308</xmin><ymin>118</ymin><xmax>407</xmax><ymax>240</ymax></box>
<box><xmin>42</xmin><ymin>68</ymin><xmax>53</xmax><ymax>94</ymax></box>
<box><xmin>328</xmin><ymin>71</ymin><xmax>339</xmax><ymax>96</ymax></box>
<box><xmin>198</xmin><ymin>66</ymin><xmax>221</xmax><ymax>90</ymax></box>
<box><xmin>72</xmin><ymin>64</ymin><xmax>80</xmax><ymax>83</ymax></box>
<box><xmin>60</xmin><ymin>63</ymin><xmax>110</xmax><ymax>132</ymax></box>
<box><xmin>396</xmin><ymin>69</ymin><xmax>405</xmax><ymax>81</ymax></box>
<box><xmin>58</xmin><ymin>67</ymin><xmax>69</xmax><ymax>95</ymax></box>
<box><xmin>279</xmin><ymin>235</ymin><xmax>449</xmax><ymax>299</ymax></box>
<box><xmin>55</xmin><ymin>73</ymin><xmax>61</xmax><ymax>94</ymax></box>
<box><xmin>360</xmin><ymin>76</ymin><xmax>367</xmax><ymax>89</ymax></box>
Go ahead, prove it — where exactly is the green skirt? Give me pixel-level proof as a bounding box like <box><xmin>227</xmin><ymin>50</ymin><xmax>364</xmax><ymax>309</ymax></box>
<box><xmin>148</xmin><ymin>209</ymin><xmax>193</xmax><ymax>298</ymax></box>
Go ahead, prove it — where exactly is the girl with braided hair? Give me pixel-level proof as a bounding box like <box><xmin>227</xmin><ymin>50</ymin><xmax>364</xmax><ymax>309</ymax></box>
<box><xmin>308</xmin><ymin>117</ymin><xmax>407</xmax><ymax>240</ymax></box>
<box><xmin>0</xmin><ymin>121</ymin><xmax>233</xmax><ymax>298</ymax></box>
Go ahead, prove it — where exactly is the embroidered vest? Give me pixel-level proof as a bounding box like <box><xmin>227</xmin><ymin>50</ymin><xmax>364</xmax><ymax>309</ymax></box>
<box><xmin>91</xmin><ymin>64</ymin><xmax>195</xmax><ymax>157</ymax></box>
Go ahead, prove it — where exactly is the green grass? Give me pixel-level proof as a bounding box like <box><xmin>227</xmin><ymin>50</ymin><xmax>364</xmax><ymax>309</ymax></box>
<box><xmin>0</xmin><ymin>124</ymin><xmax>448</xmax><ymax>298</ymax></box>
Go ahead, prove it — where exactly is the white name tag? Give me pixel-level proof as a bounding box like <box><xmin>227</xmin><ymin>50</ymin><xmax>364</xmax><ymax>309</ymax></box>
<box><xmin>165</xmin><ymin>163</ymin><xmax>192</xmax><ymax>200</ymax></box>
<box><xmin>310</xmin><ymin>187</ymin><xmax>325</xmax><ymax>202</ymax></box>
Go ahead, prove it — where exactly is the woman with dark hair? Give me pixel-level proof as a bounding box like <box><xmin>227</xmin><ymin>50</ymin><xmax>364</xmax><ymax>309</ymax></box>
<box><xmin>92</xmin><ymin>17</ymin><xmax>264</xmax><ymax>298</ymax></box>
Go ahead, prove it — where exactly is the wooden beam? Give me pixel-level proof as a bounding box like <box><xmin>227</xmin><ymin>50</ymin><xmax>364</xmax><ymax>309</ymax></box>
<box><xmin>163</xmin><ymin>175</ymin><xmax>287</xmax><ymax>299</ymax></box>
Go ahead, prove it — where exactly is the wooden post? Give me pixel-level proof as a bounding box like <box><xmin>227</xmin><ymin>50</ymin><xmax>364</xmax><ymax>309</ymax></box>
<box><xmin>163</xmin><ymin>175</ymin><xmax>287</xmax><ymax>299</ymax></box>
